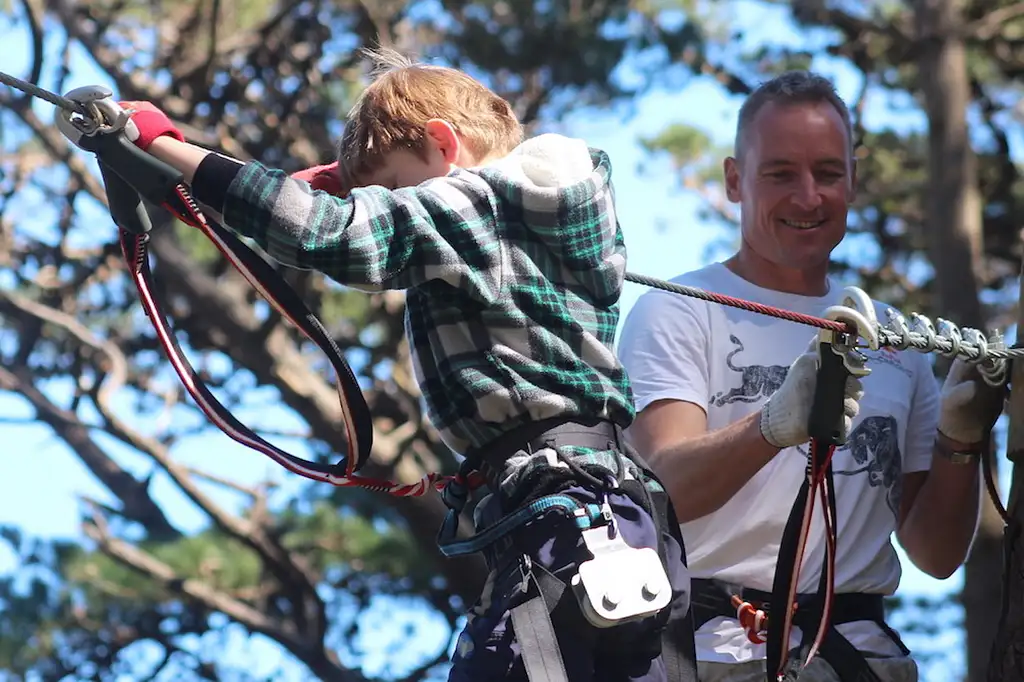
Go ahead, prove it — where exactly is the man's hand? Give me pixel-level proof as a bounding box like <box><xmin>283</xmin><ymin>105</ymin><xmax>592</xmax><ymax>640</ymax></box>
<box><xmin>117</xmin><ymin>101</ymin><xmax>185</xmax><ymax>151</ymax></box>
<box><xmin>937</xmin><ymin>357</ymin><xmax>1008</xmax><ymax>447</ymax></box>
<box><xmin>291</xmin><ymin>161</ymin><xmax>346</xmax><ymax>196</ymax></box>
<box><xmin>759</xmin><ymin>338</ymin><xmax>865</xmax><ymax>449</ymax></box>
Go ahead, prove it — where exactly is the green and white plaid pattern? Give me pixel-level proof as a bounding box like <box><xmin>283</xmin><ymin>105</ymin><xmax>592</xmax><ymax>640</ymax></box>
<box><xmin>218</xmin><ymin>143</ymin><xmax>638</xmax><ymax>486</ymax></box>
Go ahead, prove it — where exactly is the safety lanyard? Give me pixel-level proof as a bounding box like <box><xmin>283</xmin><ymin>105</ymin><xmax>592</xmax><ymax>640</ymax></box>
<box><xmin>764</xmin><ymin>333</ymin><xmax>862</xmax><ymax>681</ymax></box>
<box><xmin>67</xmin><ymin>93</ymin><xmax>486</xmax><ymax>499</ymax></box>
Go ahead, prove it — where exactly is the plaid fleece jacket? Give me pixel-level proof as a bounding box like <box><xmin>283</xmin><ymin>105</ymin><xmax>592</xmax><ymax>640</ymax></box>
<box><xmin>197</xmin><ymin>133</ymin><xmax>637</xmax><ymax>484</ymax></box>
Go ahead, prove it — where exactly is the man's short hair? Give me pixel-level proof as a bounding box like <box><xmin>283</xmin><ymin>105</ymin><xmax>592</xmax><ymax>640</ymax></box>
<box><xmin>337</xmin><ymin>46</ymin><xmax>524</xmax><ymax>188</ymax></box>
<box><xmin>734</xmin><ymin>71</ymin><xmax>853</xmax><ymax>160</ymax></box>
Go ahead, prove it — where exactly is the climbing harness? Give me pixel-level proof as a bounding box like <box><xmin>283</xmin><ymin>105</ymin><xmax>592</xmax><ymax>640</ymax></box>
<box><xmin>1</xmin><ymin>71</ymin><xmax>1021</xmax><ymax>681</ymax></box>
<box><xmin>434</xmin><ymin>416</ymin><xmax>697</xmax><ymax>682</ymax></box>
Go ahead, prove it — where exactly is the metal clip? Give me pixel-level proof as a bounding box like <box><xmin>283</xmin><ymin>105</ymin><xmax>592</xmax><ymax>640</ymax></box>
<box><xmin>818</xmin><ymin>286</ymin><xmax>878</xmax><ymax>378</ymax></box>
<box><xmin>978</xmin><ymin>330</ymin><xmax>1009</xmax><ymax>387</ymax></box>
<box><xmin>884</xmin><ymin>308</ymin><xmax>912</xmax><ymax>350</ymax></box>
<box><xmin>55</xmin><ymin>85</ymin><xmax>131</xmax><ymax>147</ymax></box>
<box><xmin>571</xmin><ymin>500</ymin><xmax>671</xmax><ymax>628</ymax></box>
<box><xmin>909</xmin><ymin>313</ymin><xmax>938</xmax><ymax>353</ymax></box>
<box><xmin>935</xmin><ymin>318</ymin><xmax>963</xmax><ymax>359</ymax></box>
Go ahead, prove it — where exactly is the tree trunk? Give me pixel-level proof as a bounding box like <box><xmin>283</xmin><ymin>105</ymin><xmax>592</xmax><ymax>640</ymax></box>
<box><xmin>913</xmin><ymin>1</ymin><xmax>1004</xmax><ymax>680</ymax></box>
<box><xmin>986</xmin><ymin>262</ymin><xmax>1024</xmax><ymax>682</ymax></box>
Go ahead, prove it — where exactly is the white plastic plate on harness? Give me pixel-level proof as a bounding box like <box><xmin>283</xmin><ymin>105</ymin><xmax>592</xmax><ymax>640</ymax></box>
<box><xmin>571</xmin><ymin>511</ymin><xmax>672</xmax><ymax>628</ymax></box>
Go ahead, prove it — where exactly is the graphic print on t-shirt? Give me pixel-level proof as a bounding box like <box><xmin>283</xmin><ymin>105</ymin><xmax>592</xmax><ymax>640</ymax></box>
<box><xmin>712</xmin><ymin>335</ymin><xmax>789</xmax><ymax>406</ymax></box>
<box><xmin>715</xmin><ymin>334</ymin><xmax>904</xmax><ymax>518</ymax></box>
<box><xmin>833</xmin><ymin>416</ymin><xmax>903</xmax><ymax>517</ymax></box>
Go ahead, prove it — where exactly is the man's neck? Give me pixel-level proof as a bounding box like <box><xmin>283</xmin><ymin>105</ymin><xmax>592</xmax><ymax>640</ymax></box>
<box><xmin>724</xmin><ymin>252</ymin><xmax>831</xmax><ymax>297</ymax></box>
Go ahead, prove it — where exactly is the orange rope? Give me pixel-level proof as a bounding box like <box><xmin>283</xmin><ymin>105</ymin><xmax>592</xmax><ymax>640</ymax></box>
<box><xmin>730</xmin><ymin>595</ymin><xmax>798</xmax><ymax>645</ymax></box>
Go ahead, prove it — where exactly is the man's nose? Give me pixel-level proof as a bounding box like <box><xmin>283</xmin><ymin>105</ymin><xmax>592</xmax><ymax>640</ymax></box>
<box><xmin>792</xmin><ymin>175</ymin><xmax>823</xmax><ymax>210</ymax></box>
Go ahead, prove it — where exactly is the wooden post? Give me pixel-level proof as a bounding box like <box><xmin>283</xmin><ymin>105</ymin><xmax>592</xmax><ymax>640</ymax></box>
<box><xmin>987</xmin><ymin>268</ymin><xmax>1024</xmax><ymax>681</ymax></box>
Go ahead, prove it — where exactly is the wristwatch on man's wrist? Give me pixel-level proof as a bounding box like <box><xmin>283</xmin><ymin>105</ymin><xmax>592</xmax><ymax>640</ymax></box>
<box><xmin>934</xmin><ymin>433</ymin><xmax>984</xmax><ymax>465</ymax></box>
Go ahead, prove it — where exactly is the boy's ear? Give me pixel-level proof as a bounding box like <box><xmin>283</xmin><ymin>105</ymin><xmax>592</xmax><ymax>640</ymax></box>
<box><xmin>424</xmin><ymin>119</ymin><xmax>461</xmax><ymax>164</ymax></box>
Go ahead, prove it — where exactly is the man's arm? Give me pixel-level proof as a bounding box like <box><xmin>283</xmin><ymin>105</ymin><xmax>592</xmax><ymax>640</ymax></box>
<box><xmin>630</xmin><ymin>400</ymin><xmax>781</xmax><ymax>523</ymax></box>
<box><xmin>616</xmin><ymin>287</ymin><xmax>766</xmax><ymax>523</ymax></box>
<box><xmin>896</xmin><ymin>355</ymin><xmax>994</xmax><ymax>579</ymax></box>
<box><xmin>896</xmin><ymin>439</ymin><xmax>981</xmax><ymax>580</ymax></box>
<box><xmin>146</xmin><ymin>137</ymin><xmax>504</xmax><ymax>297</ymax></box>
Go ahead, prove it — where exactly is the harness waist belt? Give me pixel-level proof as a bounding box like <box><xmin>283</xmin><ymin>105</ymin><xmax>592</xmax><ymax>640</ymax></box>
<box><xmin>464</xmin><ymin>416</ymin><xmax>625</xmax><ymax>488</ymax></box>
<box><xmin>690</xmin><ymin>578</ymin><xmax>908</xmax><ymax>682</ymax></box>
<box><xmin>690</xmin><ymin>578</ymin><xmax>885</xmax><ymax>630</ymax></box>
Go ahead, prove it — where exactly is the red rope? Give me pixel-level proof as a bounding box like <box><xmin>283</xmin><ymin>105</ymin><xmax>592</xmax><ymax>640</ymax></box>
<box><xmin>624</xmin><ymin>273</ymin><xmax>854</xmax><ymax>335</ymax></box>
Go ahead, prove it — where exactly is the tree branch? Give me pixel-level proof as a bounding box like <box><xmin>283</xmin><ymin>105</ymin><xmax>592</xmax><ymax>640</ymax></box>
<box><xmin>0</xmin><ymin>358</ymin><xmax>179</xmax><ymax>540</ymax></box>
<box><xmin>966</xmin><ymin>2</ymin><xmax>1024</xmax><ymax>40</ymax></box>
<box><xmin>19</xmin><ymin>0</ymin><xmax>45</xmax><ymax>87</ymax></box>
<box><xmin>81</xmin><ymin>500</ymin><xmax>298</xmax><ymax>647</ymax></box>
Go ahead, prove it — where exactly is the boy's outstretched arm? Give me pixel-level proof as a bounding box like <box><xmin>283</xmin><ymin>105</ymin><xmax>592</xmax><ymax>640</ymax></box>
<box><xmin>146</xmin><ymin>136</ymin><xmax>503</xmax><ymax>298</ymax></box>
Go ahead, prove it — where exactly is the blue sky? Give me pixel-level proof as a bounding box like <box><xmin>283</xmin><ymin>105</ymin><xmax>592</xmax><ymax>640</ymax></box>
<box><xmin>0</xmin><ymin>2</ymin><xmax>1013</xmax><ymax>680</ymax></box>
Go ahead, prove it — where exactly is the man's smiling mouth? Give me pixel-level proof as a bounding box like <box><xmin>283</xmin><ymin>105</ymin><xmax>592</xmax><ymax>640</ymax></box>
<box><xmin>781</xmin><ymin>218</ymin><xmax>826</xmax><ymax>230</ymax></box>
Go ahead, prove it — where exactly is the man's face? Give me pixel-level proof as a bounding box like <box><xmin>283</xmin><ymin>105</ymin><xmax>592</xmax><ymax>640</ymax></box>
<box><xmin>724</xmin><ymin>100</ymin><xmax>856</xmax><ymax>274</ymax></box>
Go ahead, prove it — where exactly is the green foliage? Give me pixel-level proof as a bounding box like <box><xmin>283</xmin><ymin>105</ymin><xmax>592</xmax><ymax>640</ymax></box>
<box><xmin>173</xmin><ymin>220</ymin><xmax>225</xmax><ymax>266</ymax></box>
<box><xmin>66</xmin><ymin>532</ymin><xmax>264</xmax><ymax>600</ymax></box>
<box><xmin>640</xmin><ymin>122</ymin><xmax>729</xmax><ymax>187</ymax></box>
<box><xmin>280</xmin><ymin>502</ymin><xmax>429</xmax><ymax>583</ymax></box>
<box><xmin>320</xmin><ymin>287</ymin><xmax>373</xmax><ymax>330</ymax></box>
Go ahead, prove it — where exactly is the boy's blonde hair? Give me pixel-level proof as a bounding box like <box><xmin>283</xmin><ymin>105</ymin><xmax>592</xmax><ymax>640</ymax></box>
<box><xmin>337</xmin><ymin>47</ymin><xmax>524</xmax><ymax>188</ymax></box>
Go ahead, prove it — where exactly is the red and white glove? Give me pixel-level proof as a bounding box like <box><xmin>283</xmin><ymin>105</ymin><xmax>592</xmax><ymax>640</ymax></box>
<box><xmin>117</xmin><ymin>101</ymin><xmax>185</xmax><ymax>151</ymax></box>
<box><xmin>291</xmin><ymin>161</ymin><xmax>346</xmax><ymax>196</ymax></box>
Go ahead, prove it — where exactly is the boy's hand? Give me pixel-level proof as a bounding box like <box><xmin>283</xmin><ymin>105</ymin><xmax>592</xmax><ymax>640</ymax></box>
<box><xmin>117</xmin><ymin>101</ymin><xmax>185</xmax><ymax>151</ymax></box>
<box><xmin>291</xmin><ymin>162</ymin><xmax>345</xmax><ymax>196</ymax></box>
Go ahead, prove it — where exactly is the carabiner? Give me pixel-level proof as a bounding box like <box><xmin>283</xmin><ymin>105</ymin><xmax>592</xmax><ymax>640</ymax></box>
<box><xmin>55</xmin><ymin>85</ymin><xmax>130</xmax><ymax>147</ymax></box>
<box><xmin>818</xmin><ymin>286</ymin><xmax>878</xmax><ymax>379</ymax></box>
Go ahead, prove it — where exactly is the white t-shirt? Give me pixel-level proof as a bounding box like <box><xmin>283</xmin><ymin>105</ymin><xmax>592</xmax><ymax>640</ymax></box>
<box><xmin>616</xmin><ymin>262</ymin><xmax>942</xmax><ymax>664</ymax></box>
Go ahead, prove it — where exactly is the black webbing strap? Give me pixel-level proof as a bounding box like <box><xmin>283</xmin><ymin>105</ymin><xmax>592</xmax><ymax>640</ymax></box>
<box><xmin>649</xmin><ymin>483</ymin><xmax>699</xmax><ymax>682</ymax></box>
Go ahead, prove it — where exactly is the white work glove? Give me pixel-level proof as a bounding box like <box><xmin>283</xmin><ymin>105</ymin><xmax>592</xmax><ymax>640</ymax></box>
<box><xmin>759</xmin><ymin>339</ymin><xmax>865</xmax><ymax>449</ymax></box>
<box><xmin>937</xmin><ymin>357</ymin><xmax>1008</xmax><ymax>446</ymax></box>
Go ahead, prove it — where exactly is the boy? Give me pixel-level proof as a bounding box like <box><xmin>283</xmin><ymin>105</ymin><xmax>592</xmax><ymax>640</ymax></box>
<box><xmin>63</xmin><ymin>49</ymin><xmax>697</xmax><ymax>681</ymax></box>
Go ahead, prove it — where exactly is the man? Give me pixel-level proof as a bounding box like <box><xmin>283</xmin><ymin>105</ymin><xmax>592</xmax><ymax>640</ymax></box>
<box><xmin>617</xmin><ymin>70</ymin><xmax>1007</xmax><ymax>682</ymax></box>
